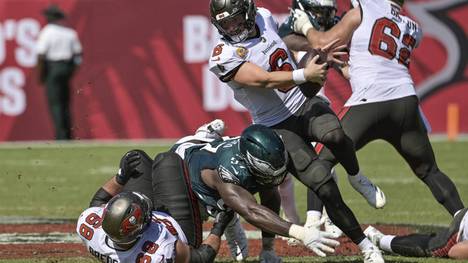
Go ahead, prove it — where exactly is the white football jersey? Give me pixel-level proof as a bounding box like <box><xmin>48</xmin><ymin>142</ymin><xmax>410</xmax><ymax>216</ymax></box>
<box><xmin>346</xmin><ymin>0</ymin><xmax>422</xmax><ymax>106</ymax></box>
<box><xmin>77</xmin><ymin>207</ymin><xmax>187</xmax><ymax>263</ymax></box>
<box><xmin>209</xmin><ymin>8</ymin><xmax>306</xmax><ymax>127</ymax></box>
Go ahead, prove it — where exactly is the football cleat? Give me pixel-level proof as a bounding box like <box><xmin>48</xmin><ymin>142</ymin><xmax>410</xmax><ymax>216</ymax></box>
<box><xmin>323</xmin><ymin>214</ymin><xmax>343</xmax><ymax>238</ymax></box>
<box><xmin>196</xmin><ymin>119</ymin><xmax>225</xmax><ymax>138</ymax></box>
<box><xmin>362</xmin><ymin>244</ymin><xmax>385</xmax><ymax>263</ymax></box>
<box><xmin>364</xmin><ymin>226</ymin><xmax>384</xmax><ymax>247</ymax></box>
<box><xmin>348</xmin><ymin>174</ymin><xmax>386</xmax><ymax>209</ymax></box>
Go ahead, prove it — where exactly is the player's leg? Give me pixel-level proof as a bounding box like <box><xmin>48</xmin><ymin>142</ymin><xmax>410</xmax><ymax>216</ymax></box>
<box><xmin>273</xmin><ymin>127</ymin><xmax>383</xmax><ymax>262</ymax></box>
<box><xmin>318</xmin><ymin>103</ymin><xmax>386</xmax><ymax>208</ymax></box>
<box><xmin>152</xmin><ymin>151</ymin><xmax>203</xmax><ymax>248</ymax></box>
<box><xmin>387</xmin><ymin>96</ymin><xmax>464</xmax><ymax>216</ymax></box>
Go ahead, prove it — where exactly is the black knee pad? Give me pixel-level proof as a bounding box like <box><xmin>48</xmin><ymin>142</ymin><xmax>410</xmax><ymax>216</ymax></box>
<box><xmin>152</xmin><ymin>151</ymin><xmax>203</xmax><ymax>248</ymax></box>
<box><xmin>321</xmin><ymin>128</ymin><xmax>346</xmax><ymax>147</ymax></box>
<box><xmin>122</xmin><ymin>149</ymin><xmax>154</xmax><ymax>198</ymax></box>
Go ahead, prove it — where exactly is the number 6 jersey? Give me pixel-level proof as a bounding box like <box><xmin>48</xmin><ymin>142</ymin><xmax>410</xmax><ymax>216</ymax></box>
<box><xmin>76</xmin><ymin>207</ymin><xmax>187</xmax><ymax>263</ymax></box>
<box><xmin>209</xmin><ymin>8</ymin><xmax>306</xmax><ymax>127</ymax></box>
<box><xmin>347</xmin><ymin>0</ymin><xmax>423</xmax><ymax>106</ymax></box>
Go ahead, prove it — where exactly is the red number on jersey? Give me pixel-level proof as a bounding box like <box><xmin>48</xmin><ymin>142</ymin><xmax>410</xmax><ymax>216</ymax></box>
<box><xmin>142</xmin><ymin>241</ymin><xmax>159</xmax><ymax>254</ymax></box>
<box><xmin>155</xmin><ymin>218</ymin><xmax>178</xmax><ymax>236</ymax></box>
<box><xmin>368</xmin><ymin>18</ymin><xmax>416</xmax><ymax>68</ymax></box>
<box><xmin>269</xmin><ymin>48</ymin><xmax>294</xmax><ymax>92</ymax></box>
<box><xmin>79</xmin><ymin>224</ymin><xmax>94</xmax><ymax>241</ymax></box>
<box><xmin>136</xmin><ymin>253</ymin><xmax>152</xmax><ymax>263</ymax></box>
<box><xmin>85</xmin><ymin>213</ymin><xmax>102</xmax><ymax>228</ymax></box>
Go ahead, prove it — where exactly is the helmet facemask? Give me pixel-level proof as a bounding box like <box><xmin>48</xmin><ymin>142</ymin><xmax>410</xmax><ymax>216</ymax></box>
<box><xmin>211</xmin><ymin>0</ymin><xmax>257</xmax><ymax>44</ymax></box>
<box><xmin>294</xmin><ymin>0</ymin><xmax>337</xmax><ymax>31</ymax></box>
<box><xmin>245</xmin><ymin>149</ymin><xmax>288</xmax><ymax>187</ymax></box>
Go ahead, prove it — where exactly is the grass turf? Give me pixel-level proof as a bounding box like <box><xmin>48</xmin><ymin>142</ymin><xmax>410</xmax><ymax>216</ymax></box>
<box><xmin>0</xmin><ymin>140</ymin><xmax>467</xmax><ymax>262</ymax></box>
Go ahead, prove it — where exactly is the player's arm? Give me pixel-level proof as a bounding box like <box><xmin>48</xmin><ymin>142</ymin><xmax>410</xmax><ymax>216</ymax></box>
<box><xmin>294</xmin><ymin>7</ymin><xmax>361</xmax><ymax>48</ymax></box>
<box><xmin>448</xmin><ymin>241</ymin><xmax>468</xmax><ymax>259</ymax></box>
<box><xmin>282</xmin><ymin>34</ymin><xmax>310</xmax><ymax>52</ymax></box>
<box><xmin>36</xmin><ymin>55</ymin><xmax>47</xmax><ymax>85</ymax></box>
<box><xmin>232</xmin><ymin>55</ymin><xmax>326</xmax><ymax>90</ymax></box>
<box><xmin>175</xmin><ymin>211</ymin><xmax>234</xmax><ymax>263</ymax></box>
<box><xmin>259</xmin><ymin>188</ymin><xmax>281</xmax><ymax>251</ymax></box>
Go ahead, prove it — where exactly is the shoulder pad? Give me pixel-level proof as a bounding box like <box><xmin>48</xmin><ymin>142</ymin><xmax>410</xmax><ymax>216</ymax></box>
<box><xmin>217</xmin><ymin>165</ymin><xmax>240</xmax><ymax>185</ymax></box>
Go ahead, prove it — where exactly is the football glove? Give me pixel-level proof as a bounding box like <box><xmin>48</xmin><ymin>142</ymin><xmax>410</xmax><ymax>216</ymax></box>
<box><xmin>288</xmin><ymin>222</ymin><xmax>340</xmax><ymax>257</ymax></box>
<box><xmin>115</xmin><ymin>150</ymin><xmax>143</xmax><ymax>185</ymax></box>
<box><xmin>291</xmin><ymin>9</ymin><xmax>314</xmax><ymax>36</ymax></box>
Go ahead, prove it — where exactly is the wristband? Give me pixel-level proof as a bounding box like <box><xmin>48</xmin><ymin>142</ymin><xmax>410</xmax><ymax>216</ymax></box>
<box><xmin>288</xmin><ymin>224</ymin><xmax>305</xmax><ymax>240</ymax></box>
<box><xmin>292</xmin><ymin>69</ymin><xmax>306</xmax><ymax>85</ymax></box>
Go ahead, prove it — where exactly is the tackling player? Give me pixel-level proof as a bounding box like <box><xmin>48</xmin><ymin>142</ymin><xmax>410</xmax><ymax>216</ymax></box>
<box><xmin>291</xmin><ymin>0</ymin><xmax>465</xmax><ymax>218</ymax></box>
<box><xmin>76</xmin><ymin>152</ymin><xmax>233</xmax><ymax>263</ymax></box>
<box><xmin>364</xmin><ymin>208</ymin><xmax>468</xmax><ymax>259</ymax></box>
<box><xmin>208</xmin><ymin>0</ymin><xmax>384</xmax><ymax>262</ymax></box>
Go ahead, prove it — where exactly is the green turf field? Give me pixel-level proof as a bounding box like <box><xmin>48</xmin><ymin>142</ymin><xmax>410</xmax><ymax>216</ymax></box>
<box><xmin>0</xmin><ymin>139</ymin><xmax>467</xmax><ymax>262</ymax></box>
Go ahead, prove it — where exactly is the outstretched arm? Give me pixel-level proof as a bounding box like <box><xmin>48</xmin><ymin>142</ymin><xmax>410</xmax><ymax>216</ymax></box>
<box><xmin>449</xmin><ymin>241</ymin><xmax>468</xmax><ymax>259</ymax></box>
<box><xmin>294</xmin><ymin>7</ymin><xmax>361</xmax><ymax>48</ymax></box>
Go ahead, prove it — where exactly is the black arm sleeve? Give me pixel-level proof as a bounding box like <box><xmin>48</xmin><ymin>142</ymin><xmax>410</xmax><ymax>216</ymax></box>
<box><xmin>189</xmin><ymin>244</ymin><xmax>217</xmax><ymax>263</ymax></box>
<box><xmin>89</xmin><ymin>187</ymin><xmax>113</xmax><ymax>207</ymax></box>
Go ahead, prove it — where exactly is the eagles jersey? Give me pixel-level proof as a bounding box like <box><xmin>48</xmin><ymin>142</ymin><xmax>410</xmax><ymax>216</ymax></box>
<box><xmin>77</xmin><ymin>207</ymin><xmax>187</xmax><ymax>263</ymax></box>
<box><xmin>346</xmin><ymin>0</ymin><xmax>422</xmax><ymax>106</ymax></box>
<box><xmin>184</xmin><ymin>138</ymin><xmax>260</xmax><ymax>216</ymax></box>
<box><xmin>209</xmin><ymin>8</ymin><xmax>306</xmax><ymax>127</ymax></box>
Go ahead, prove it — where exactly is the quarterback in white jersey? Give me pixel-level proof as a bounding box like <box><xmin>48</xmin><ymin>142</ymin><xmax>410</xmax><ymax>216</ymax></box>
<box><xmin>209</xmin><ymin>0</ymin><xmax>387</xmax><ymax>262</ymax></box>
<box><xmin>77</xmin><ymin>207</ymin><xmax>186</xmax><ymax>263</ymax></box>
<box><xmin>292</xmin><ymin>0</ymin><xmax>465</xmax><ymax>234</ymax></box>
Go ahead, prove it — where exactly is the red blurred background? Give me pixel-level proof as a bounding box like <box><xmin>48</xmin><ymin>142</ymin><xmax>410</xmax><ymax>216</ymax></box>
<box><xmin>0</xmin><ymin>0</ymin><xmax>466</xmax><ymax>140</ymax></box>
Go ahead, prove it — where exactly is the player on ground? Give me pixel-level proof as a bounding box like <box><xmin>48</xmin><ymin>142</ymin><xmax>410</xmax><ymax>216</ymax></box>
<box><xmin>364</xmin><ymin>208</ymin><xmax>468</xmax><ymax>259</ymax></box>
<box><xmin>76</xmin><ymin>155</ymin><xmax>233</xmax><ymax>263</ymax></box>
<box><xmin>175</xmin><ymin>124</ymin><xmax>340</xmax><ymax>261</ymax></box>
<box><xmin>208</xmin><ymin>0</ymin><xmax>384</xmax><ymax>262</ymax></box>
<box><xmin>291</xmin><ymin>0</ymin><xmax>465</xmax><ymax>217</ymax></box>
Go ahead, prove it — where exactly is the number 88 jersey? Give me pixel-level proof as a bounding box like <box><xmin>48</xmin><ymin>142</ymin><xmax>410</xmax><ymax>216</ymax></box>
<box><xmin>209</xmin><ymin>8</ymin><xmax>306</xmax><ymax>127</ymax></box>
<box><xmin>76</xmin><ymin>207</ymin><xmax>187</xmax><ymax>263</ymax></box>
<box><xmin>347</xmin><ymin>0</ymin><xmax>423</xmax><ymax>106</ymax></box>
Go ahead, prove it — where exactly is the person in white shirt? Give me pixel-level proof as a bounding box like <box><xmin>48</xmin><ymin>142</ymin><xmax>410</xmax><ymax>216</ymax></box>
<box><xmin>364</xmin><ymin>208</ymin><xmax>468</xmax><ymax>259</ymax></box>
<box><xmin>36</xmin><ymin>4</ymin><xmax>82</xmax><ymax>140</ymax></box>
<box><xmin>292</xmin><ymin>0</ymin><xmax>465</xmax><ymax>221</ymax></box>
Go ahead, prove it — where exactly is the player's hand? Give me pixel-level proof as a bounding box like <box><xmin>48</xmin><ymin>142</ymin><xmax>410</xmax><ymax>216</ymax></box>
<box><xmin>292</xmin><ymin>9</ymin><xmax>313</xmax><ymax>36</ymax></box>
<box><xmin>259</xmin><ymin>249</ymin><xmax>283</xmax><ymax>263</ymax></box>
<box><xmin>304</xmin><ymin>55</ymin><xmax>328</xmax><ymax>85</ymax></box>
<box><xmin>289</xmin><ymin>222</ymin><xmax>340</xmax><ymax>257</ymax></box>
<box><xmin>115</xmin><ymin>150</ymin><xmax>143</xmax><ymax>185</ymax></box>
<box><xmin>319</xmin><ymin>39</ymin><xmax>348</xmax><ymax>66</ymax></box>
<box><xmin>210</xmin><ymin>210</ymin><xmax>235</xmax><ymax>237</ymax></box>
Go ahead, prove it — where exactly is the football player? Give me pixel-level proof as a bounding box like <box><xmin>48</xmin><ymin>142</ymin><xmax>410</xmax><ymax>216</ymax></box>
<box><xmin>291</xmin><ymin>0</ymin><xmax>465</xmax><ymax>219</ymax></box>
<box><xmin>364</xmin><ymin>208</ymin><xmax>468</xmax><ymax>259</ymax></box>
<box><xmin>176</xmin><ymin>124</ymin><xmax>340</xmax><ymax>261</ymax></box>
<box><xmin>76</xmin><ymin>155</ymin><xmax>234</xmax><ymax>263</ymax></box>
<box><xmin>208</xmin><ymin>0</ymin><xmax>384</xmax><ymax>262</ymax></box>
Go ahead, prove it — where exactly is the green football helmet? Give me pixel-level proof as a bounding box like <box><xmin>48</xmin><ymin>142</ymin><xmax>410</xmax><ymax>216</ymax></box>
<box><xmin>292</xmin><ymin>0</ymin><xmax>338</xmax><ymax>30</ymax></box>
<box><xmin>239</xmin><ymin>124</ymin><xmax>288</xmax><ymax>187</ymax></box>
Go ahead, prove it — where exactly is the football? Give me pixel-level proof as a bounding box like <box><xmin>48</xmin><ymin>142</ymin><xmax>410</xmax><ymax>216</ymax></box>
<box><xmin>296</xmin><ymin>48</ymin><xmax>328</xmax><ymax>98</ymax></box>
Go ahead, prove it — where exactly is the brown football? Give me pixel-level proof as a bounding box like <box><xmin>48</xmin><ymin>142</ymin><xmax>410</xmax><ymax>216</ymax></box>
<box><xmin>296</xmin><ymin>48</ymin><xmax>327</xmax><ymax>98</ymax></box>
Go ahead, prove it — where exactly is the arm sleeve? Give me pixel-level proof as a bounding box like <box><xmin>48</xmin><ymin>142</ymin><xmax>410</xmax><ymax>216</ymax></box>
<box><xmin>72</xmin><ymin>32</ymin><xmax>83</xmax><ymax>54</ymax></box>
<box><xmin>36</xmin><ymin>28</ymin><xmax>49</xmax><ymax>55</ymax></box>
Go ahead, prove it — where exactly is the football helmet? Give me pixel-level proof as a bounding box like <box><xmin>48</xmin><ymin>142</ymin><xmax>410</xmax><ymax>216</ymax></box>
<box><xmin>292</xmin><ymin>0</ymin><xmax>337</xmax><ymax>30</ymax></box>
<box><xmin>210</xmin><ymin>0</ymin><xmax>257</xmax><ymax>43</ymax></box>
<box><xmin>239</xmin><ymin>124</ymin><xmax>288</xmax><ymax>187</ymax></box>
<box><xmin>102</xmin><ymin>192</ymin><xmax>152</xmax><ymax>246</ymax></box>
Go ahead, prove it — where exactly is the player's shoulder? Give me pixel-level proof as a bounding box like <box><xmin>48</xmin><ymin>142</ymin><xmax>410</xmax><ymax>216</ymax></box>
<box><xmin>217</xmin><ymin>138</ymin><xmax>249</xmax><ymax>185</ymax></box>
<box><xmin>78</xmin><ymin>207</ymin><xmax>103</xmax><ymax>224</ymax></box>
<box><xmin>278</xmin><ymin>14</ymin><xmax>294</xmax><ymax>38</ymax></box>
<box><xmin>257</xmin><ymin>7</ymin><xmax>273</xmax><ymax>18</ymax></box>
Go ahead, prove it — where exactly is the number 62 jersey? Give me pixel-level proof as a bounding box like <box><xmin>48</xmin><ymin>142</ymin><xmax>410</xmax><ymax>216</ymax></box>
<box><xmin>347</xmin><ymin>0</ymin><xmax>423</xmax><ymax>106</ymax></box>
<box><xmin>76</xmin><ymin>207</ymin><xmax>187</xmax><ymax>263</ymax></box>
<box><xmin>208</xmin><ymin>8</ymin><xmax>306</xmax><ymax>127</ymax></box>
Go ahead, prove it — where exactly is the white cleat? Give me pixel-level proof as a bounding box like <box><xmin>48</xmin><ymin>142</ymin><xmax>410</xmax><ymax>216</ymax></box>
<box><xmin>364</xmin><ymin>226</ymin><xmax>384</xmax><ymax>247</ymax></box>
<box><xmin>196</xmin><ymin>119</ymin><xmax>225</xmax><ymax>138</ymax></box>
<box><xmin>362</xmin><ymin>244</ymin><xmax>385</xmax><ymax>263</ymax></box>
<box><xmin>348</xmin><ymin>174</ymin><xmax>386</xmax><ymax>209</ymax></box>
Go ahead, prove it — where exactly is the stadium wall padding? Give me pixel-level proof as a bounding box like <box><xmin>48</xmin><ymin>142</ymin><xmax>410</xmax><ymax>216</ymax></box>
<box><xmin>0</xmin><ymin>0</ymin><xmax>467</xmax><ymax>140</ymax></box>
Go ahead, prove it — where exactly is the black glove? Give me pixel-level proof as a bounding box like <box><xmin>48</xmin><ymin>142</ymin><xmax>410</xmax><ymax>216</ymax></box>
<box><xmin>210</xmin><ymin>210</ymin><xmax>235</xmax><ymax>237</ymax></box>
<box><xmin>115</xmin><ymin>150</ymin><xmax>143</xmax><ymax>185</ymax></box>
